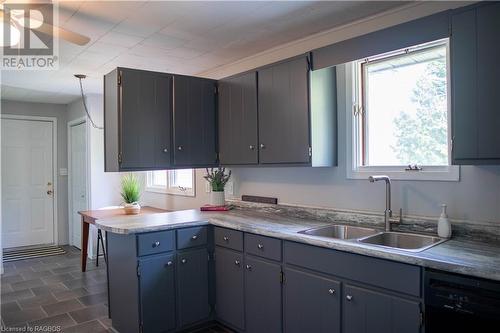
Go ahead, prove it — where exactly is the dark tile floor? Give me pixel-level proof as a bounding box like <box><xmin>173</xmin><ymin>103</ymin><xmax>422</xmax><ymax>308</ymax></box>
<box><xmin>1</xmin><ymin>246</ymin><xmax>111</xmax><ymax>332</ymax></box>
<box><xmin>1</xmin><ymin>245</ymin><xmax>232</xmax><ymax>333</ymax></box>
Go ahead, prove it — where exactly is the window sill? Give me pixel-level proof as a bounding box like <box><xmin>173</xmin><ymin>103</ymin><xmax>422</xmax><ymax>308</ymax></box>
<box><xmin>347</xmin><ymin>165</ymin><xmax>460</xmax><ymax>182</ymax></box>
<box><xmin>145</xmin><ymin>187</ymin><xmax>195</xmax><ymax>197</ymax></box>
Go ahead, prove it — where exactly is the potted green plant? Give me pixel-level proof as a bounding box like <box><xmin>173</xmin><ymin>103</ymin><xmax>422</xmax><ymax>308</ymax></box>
<box><xmin>121</xmin><ymin>173</ymin><xmax>141</xmax><ymax>215</ymax></box>
<box><xmin>204</xmin><ymin>167</ymin><xmax>231</xmax><ymax>206</ymax></box>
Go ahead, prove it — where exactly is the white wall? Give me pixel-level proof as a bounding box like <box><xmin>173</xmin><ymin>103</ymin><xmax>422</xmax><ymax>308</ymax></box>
<box><xmin>231</xmin><ymin>65</ymin><xmax>500</xmax><ymax>224</ymax></box>
<box><xmin>1</xmin><ymin>100</ymin><xmax>70</xmax><ymax>244</ymax></box>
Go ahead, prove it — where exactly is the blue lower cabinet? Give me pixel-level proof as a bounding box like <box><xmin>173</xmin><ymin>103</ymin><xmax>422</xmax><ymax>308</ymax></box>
<box><xmin>177</xmin><ymin>248</ymin><xmax>210</xmax><ymax>328</ymax></box>
<box><xmin>244</xmin><ymin>256</ymin><xmax>282</xmax><ymax>333</ymax></box>
<box><xmin>343</xmin><ymin>284</ymin><xmax>421</xmax><ymax>333</ymax></box>
<box><xmin>284</xmin><ymin>268</ymin><xmax>340</xmax><ymax>333</ymax></box>
<box><xmin>215</xmin><ymin>247</ymin><xmax>245</xmax><ymax>330</ymax></box>
<box><xmin>138</xmin><ymin>254</ymin><xmax>176</xmax><ymax>333</ymax></box>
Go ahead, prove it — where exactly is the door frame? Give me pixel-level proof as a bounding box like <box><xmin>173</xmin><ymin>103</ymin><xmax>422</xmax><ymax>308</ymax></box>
<box><xmin>1</xmin><ymin>114</ymin><xmax>59</xmax><ymax>246</ymax></box>
<box><xmin>67</xmin><ymin>117</ymin><xmax>90</xmax><ymax>248</ymax></box>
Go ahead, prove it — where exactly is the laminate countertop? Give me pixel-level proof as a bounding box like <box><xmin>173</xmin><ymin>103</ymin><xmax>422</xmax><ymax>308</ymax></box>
<box><xmin>95</xmin><ymin>208</ymin><xmax>500</xmax><ymax>282</ymax></box>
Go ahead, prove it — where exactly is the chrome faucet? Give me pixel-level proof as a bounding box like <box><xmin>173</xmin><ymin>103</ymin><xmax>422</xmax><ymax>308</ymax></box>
<box><xmin>368</xmin><ymin>175</ymin><xmax>401</xmax><ymax>231</ymax></box>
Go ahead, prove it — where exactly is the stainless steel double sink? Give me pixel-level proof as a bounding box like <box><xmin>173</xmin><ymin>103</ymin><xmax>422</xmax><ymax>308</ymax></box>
<box><xmin>298</xmin><ymin>224</ymin><xmax>446</xmax><ymax>252</ymax></box>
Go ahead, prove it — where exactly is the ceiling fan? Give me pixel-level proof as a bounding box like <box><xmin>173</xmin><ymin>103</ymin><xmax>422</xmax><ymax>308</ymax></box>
<box><xmin>0</xmin><ymin>1</ymin><xmax>90</xmax><ymax>47</ymax></box>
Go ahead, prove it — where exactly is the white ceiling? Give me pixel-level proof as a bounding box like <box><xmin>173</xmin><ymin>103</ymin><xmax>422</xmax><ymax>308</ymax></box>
<box><xmin>0</xmin><ymin>1</ymin><xmax>406</xmax><ymax>104</ymax></box>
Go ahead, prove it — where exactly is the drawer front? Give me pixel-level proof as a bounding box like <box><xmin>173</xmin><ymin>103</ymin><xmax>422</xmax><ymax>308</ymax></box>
<box><xmin>284</xmin><ymin>241</ymin><xmax>421</xmax><ymax>297</ymax></box>
<box><xmin>214</xmin><ymin>227</ymin><xmax>243</xmax><ymax>251</ymax></box>
<box><xmin>245</xmin><ymin>233</ymin><xmax>282</xmax><ymax>261</ymax></box>
<box><xmin>177</xmin><ymin>226</ymin><xmax>207</xmax><ymax>249</ymax></box>
<box><xmin>137</xmin><ymin>230</ymin><xmax>175</xmax><ymax>257</ymax></box>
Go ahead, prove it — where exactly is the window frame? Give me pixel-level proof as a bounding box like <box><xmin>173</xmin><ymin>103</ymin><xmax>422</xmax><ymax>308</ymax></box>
<box><xmin>345</xmin><ymin>39</ymin><xmax>459</xmax><ymax>182</ymax></box>
<box><xmin>145</xmin><ymin>169</ymin><xmax>196</xmax><ymax>197</ymax></box>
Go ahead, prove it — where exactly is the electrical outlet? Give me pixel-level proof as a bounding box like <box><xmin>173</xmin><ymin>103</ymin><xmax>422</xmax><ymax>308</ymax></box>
<box><xmin>205</xmin><ymin>182</ymin><xmax>211</xmax><ymax>193</ymax></box>
<box><xmin>225</xmin><ymin>180</ymin><xmax>234</xmax><ymax>196</ymax></box>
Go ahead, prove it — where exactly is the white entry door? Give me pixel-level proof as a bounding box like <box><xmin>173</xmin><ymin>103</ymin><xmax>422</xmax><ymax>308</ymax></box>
<box><xmin>70</xmin><ymin>121</ymin><xmax>87</xmax><ymax>248</ymax></box>
<box><xmin>2</xmin><ymin>118</ymin><xmax>55</xmax><ymax>248</ymax></box>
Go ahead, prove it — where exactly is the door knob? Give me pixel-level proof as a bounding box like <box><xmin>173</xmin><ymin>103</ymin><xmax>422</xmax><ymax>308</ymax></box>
<box><xmin>346</xmin><ymin>295</ymin><xmax>353</xmax><ymax>301</ymax></box>
<box><xmin>257</xmin><ymin>244</ymin><xmax>264</xmax><ymax>250</ymax></box>
<box><xmin>152</xmin><ymin>241</ymin><xmax>160</xmax><ymax>248</ymax></box>
<box><xmin>165</xmin><ymin>261</ymin><xmax>173</xmax><ymax>267</ymax></box>
<box><xmin>246</xmin><ymin>264</ymin><xmax>252</xmax><ymax>271</ymax></box>
<box><xmin>191</xmin><ymin>235</ymin><xmax>198</xmax><ymax>240</ymax></box>
<box><xmin>234</xmin><ymin>260</ymin><xmax>241</xmax><ymax>266</ymax></box>
<box><xmin>163</xmin><ymin>148</ymin><xmax>168</xmax><ymax>153</ymax></box>
<box><xmin>328</xmin><ymin>289</ymin><xmax>335</xmax><ymax>295</ymax></box>
<box><xmin>181</xmin><ymin>259</ymin><xmax>187</xmax><ymax>264</ymax></box>
<box><xmin>249</xmin><ymin>145</ymin><xmax>255</xmax><ymax>150</ymax></box>
<box><xmin>47</xmin><ymin>190</ymin><xmax>53</xmax><ymax>195</ymax></box>
<box><xmin>260</xmin><ymin>143</ymin><xmax>265</xmax><ymax>149</ymax></box>
<box><xmin>177</xmin><ymin>146</ymin><xmax>183</xmax><ymax>151</ymax></box>
<box><xmin>223</xmin><ymin>236</ymin><xmax>229</xmax><ymax>242</ymax></box>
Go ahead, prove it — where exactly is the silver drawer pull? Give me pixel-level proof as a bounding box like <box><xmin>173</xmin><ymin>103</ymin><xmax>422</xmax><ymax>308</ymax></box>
<box><xmin>192</xmin><ymin>235</ymin><xmax>198</xmax><ymax>240</ymax></box>
<box><xmin>234</xmin><ymin>260</ymin><xmax>241</xmax><ymax>266</ymax></box>
<box><xmin>257</xmin><ymin>244</ymin><xmax>264</xmax><ymax>250</ymax></box>
<box><xmin>246</xmin><ymin>264</ymin><xmax>252</xmax><ymax>271</ymax></box>
<box><xmin>223</xmin><ymin>236</ymin><xmax>229</xmax><ymax>242</ymax></box>
<box><xmin>152</xmin><ymin>241</ymin><xmax>160</xmax><ymax>248</ymax></box>
<box><xmin>328</xmin><ymin>289</ymin><xmax>335</xmax><ymax>295</ymax></box>
<box><xmin>346</xmin><ymin>295</ymin><xmax>353</xmax><ymax>301</ymax></box>
<box><xmin>165</xmin><ymin>261</ymin><xmax>173</xmax><ymax>267</ymax></box>
<box><xmin>181</xmin><ymin>259</ymin><xmax>187</xmax><ymax>264</ymax></box>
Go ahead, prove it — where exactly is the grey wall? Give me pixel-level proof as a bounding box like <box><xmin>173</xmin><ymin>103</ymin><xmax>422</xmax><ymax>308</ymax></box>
<box><xmin>1</xmin><ymin>100</ymin><xmax>70</xmax><ymax>244</ymax></box>
<box><xmin>231</xmin><ymin>65</ymin><xmax>500</xmax><ymax>224</ymax></box>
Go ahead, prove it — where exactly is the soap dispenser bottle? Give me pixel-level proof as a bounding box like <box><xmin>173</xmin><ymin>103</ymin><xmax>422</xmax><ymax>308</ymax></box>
<box><xmin>437</xmin><ymin>204</ymin><xmax>451</xmax><ymax>238</ymax></box>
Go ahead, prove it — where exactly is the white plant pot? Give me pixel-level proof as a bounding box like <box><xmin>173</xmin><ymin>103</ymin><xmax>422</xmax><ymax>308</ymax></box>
<box><xmin>210</xmin><ymin>191</ymin><xmax>225</xmax><ymax>206</ymax></box>
<box><xmin>124</xmin><ymin>203</ymin><xmax>141</xmax><ymax>215</ymax></box>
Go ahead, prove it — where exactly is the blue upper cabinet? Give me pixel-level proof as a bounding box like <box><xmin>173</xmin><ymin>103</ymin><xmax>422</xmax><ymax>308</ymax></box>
<box><xmin>451</xmin><ymin>3</ymin><xmax>500</xmax><ymax>164</ymax></box>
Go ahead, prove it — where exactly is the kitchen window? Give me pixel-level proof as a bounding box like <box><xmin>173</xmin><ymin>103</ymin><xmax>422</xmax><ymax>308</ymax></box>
<box><xmin>347</xmin><ymin>39</ymin><xmax>459</xmax><ymax>181</ymax></box>
<box><xmin>146</xmin><ymin>169</ymin><xmax>195</xmax><ymax>196</ymax></box>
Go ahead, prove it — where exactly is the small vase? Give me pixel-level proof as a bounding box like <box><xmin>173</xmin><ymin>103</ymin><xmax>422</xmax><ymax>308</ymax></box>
<box><xmin>210</xmin><ymin>191</ymin><xmax>225</xmax><ymax>206</ymax></box>
<box><xmin>124</xmin><ymin>203</ymin><xmax>141</xmax><ymax>215</ymax></box>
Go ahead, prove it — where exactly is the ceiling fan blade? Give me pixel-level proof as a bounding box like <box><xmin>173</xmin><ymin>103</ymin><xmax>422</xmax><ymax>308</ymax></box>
<box><xmin>7</xmin><ymin>6</ymin><xmax>90</xmax><ymax>46</ymax></box>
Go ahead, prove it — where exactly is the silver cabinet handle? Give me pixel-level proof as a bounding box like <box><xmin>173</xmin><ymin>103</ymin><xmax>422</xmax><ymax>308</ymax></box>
<box><xmin>257</xmin><ymin>244</ymin><xmax>264</xmax><ymax>250</ymax></box>
<box><xmin>328</xmin><ymin>289</ymin><xmax>335</xmax><ymax>295</ymax></box>
<box><xmin>191</xmin><ymin>235</ymin><xmax>198</xmax><ymax>240</ymax></box>
<box><xmin>177</xmin><ymin>146</ymin><xmax>183</xmax><ymax>151</ymax></box>
<box><xmin>165</xmin><ymin>261</ymin><xmax>173</xmax><ymax>267</ymax></box>
<box><xmin>163</xmin><ymin>148</ymin><xmax>168</xmax><ymax>153</ymax></box>
<box><xmin>249</xmin><ymin>145</ymin><xmax>255</xmax><ymax>150</ymax></box>
<box><xmin>260</xmin><ymin>143</ymin><xmax>265</xmax><ymax>149</ymax></box>
<box><xmin>152</xmin><ymin>241</ymin><xmax>160</xmax><ymax>248</ymax></box>
<box><xmin>181</xmin><ymin>259</ymin><xmax>187</xmax><ymax>264</ymax></box>
<box><xmin>235</xmin><ymin>260</ymin><xmax>241</xmax><ymax>266</ymax></box>
<box><xmin>246</xmin><ymin>264</ymin><xmax>252</xmax><ymax>271</ymax></box>
<box><xmin>223</xmin><ymin>236</ymin><xmax>229</xmax><ymax>242</ymax></box>
<box><xmin>346</xmin><ymin>295</ymin><xmax>353</xmax><ymax>301</ymax></box>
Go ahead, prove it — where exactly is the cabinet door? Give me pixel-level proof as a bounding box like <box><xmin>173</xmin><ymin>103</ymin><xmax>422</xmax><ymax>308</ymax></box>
<box><xmin>215</xmin><ymin>247</ymin><xmax>245</xmax><ymax>330</ymax></box>
<box><xmin>343</xmin><ymin>284</ymin><xmax>421</xmax><ymax>333</ymax></box>
<box><xmin>120</xmin><ymin>69</ymin><xmax>172</xmax><ymax>170</ymax></box>
<box><xmin>139</xmin><ymin>254</ymin><xmax>176</xmax><ymax>333</ymax></box>
<box><xmin>476</xmin><ymin>3</ymin><xmax>500</xmax><ymax>159</ymax></box>
<box><xmin>173</xmin><ymin>75</ymin><xmax>217</xmax><ymax>167</ymax></box>
<box><xmin>218</xmin><ymin>72</ymin><xmax>258</xmax><ymax>165</ymax></box>
<box><xmin>284</xmin><ymin>268</ymin><xmax>340</xmax><ymax>333</ymax></box>
<box><xmin>258</xmin><ymin>56</ymin><xmax>310</xmax><ymax>164</ymax></box>
<box><xmin>177</xmin><ymin>248</ymin><xmax>210</xmax><ymax>328</ymax></box>
<box><xmin>245</xmin><ymin>256</ymin><xmax>282</xmax><ymax>333</ymax></box>
<box><xmin>452</xmin><ymin>3</ymin><xmax>500</xmax><ymax>163</ymax></box>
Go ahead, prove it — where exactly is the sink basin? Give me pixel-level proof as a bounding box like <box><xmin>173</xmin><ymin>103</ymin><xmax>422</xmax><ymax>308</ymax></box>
<box><xmin>299</xmin><ymin>225</ymin><xmax>380</xmax><ymax>240</ymax></box>
<box><xmin>358</xmin><ymin>232</ymin><xmax>446</xmax><ymax>252</ymax></box>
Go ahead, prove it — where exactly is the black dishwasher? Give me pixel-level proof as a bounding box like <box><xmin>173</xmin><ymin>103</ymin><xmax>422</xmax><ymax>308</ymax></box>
<box><xmin>425</xmin><ymin>269</ymin><xmax>500</xmax><ymax>332</ymax></box>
